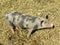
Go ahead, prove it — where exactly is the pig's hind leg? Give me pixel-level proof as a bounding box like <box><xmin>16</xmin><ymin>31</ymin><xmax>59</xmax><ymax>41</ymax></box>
<box><xmin>8</xmin><ymin>21</ymin><xmax>16</xmax><ymax>34</ymax></box>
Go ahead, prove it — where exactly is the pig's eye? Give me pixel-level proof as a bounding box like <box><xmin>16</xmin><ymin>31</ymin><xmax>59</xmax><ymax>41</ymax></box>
<box><xmin>41</xmin><ymin>20</ymin><xmax>44</xmax><ymax>24</ymax></box>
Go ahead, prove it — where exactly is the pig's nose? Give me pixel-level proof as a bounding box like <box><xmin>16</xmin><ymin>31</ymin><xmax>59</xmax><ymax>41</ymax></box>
<box><xmin>51</xmin><ymin>24</ymin><xmax>55</xmax><ymax>28</ymax></box>
<box><xmin>52</xmin><ymin>25</ymin><xmax>55</xmax><ymax>28</ymax></box>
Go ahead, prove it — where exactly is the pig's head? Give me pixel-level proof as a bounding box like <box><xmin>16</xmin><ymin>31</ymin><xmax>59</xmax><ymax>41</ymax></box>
<box><xmin>40</xmin><ymin>15</ymin><xmax>54</xmax><ymax>29</ymax></box>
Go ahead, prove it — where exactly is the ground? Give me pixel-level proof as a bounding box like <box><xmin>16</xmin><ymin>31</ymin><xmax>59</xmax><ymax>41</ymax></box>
<box><xmin>0</xmin><ymin>0</ymin><xmax>60</xmax><ymax>45</ymax></box>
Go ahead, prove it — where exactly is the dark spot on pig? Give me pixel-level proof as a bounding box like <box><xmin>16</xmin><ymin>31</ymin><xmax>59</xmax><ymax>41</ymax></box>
<box><xmin>13</xmin><ymin>17</ymin><xmax>15</xmax><ymax>22</ymax></box>
<box><xmin>21</xmin><ymin>15</ymin><xmax>26</xmax><ymax>20</ymax></box>
<box><xmin>19</xmin><ymin>21</ymin><xmax>24</xmax><ymax>29</ymax></box>
<box><xmin>19</xmin><ymin>15</ymin><xmax>26</xmax><ymax>29</ymax></box>
<box><xmin>32</xmin><ymin>17</ymin><xmax>37</xmax><ymax>22</ymax></box>
<box><xmin>9</xmin><ymin>21</ymin><xmax>14</xmax><ymax>27</ymax></box>
<box><xmin>11</xmin><ymin>12</ymin><xmax>17</xmax><ymax>15</ymax></box>
<box><xmin>26</xmin><ymin>17</ymin><xmax>31</xmax><ymax>21</ymax></box>
<box><xmin>12</xmin><ymin>12</ymin><xmax>22</xmax><ymax>16</ymax></box>
<box><xmin>33</xmin><ymin>24</ymin><xmax>38</xmax><ymax>30</ymax></box>
<box><xmin>19</xmin><ymin>21</ymin><xmax>26</xmax><ymax>29</ymax></box>
<box><xmin>26</xmin><ymin>17</ymin><xmax>36</xmax><ymax>23</ymax></box>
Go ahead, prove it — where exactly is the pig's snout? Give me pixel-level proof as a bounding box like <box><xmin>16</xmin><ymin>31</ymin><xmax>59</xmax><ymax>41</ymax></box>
<box><xmin>51</xmin><ymin>24</ymin><xmax>55</xmax><ymax>28</ymax></box>
<box><xmin>42</xmin><ymin>22</ymin><xmax>55</xmax><ymax>29</ymax></box>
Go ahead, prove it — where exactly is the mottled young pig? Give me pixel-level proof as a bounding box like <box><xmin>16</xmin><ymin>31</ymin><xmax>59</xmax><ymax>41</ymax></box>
<box><xmin>5</xmin><ymin>11</ymin><xmax>54</xmax><ymax>38</ymax></box>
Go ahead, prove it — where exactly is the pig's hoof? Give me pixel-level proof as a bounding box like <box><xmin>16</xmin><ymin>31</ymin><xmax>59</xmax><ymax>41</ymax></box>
<box><xmin>8</xmin><ymin>36</ymin><xmax>12</xmax><ymax>40</ymax></box>
<box><xmin>46</xmin><ymin>15</ymin><xmax>48</xmax><ymax>19</ymax></box>
<box><xmin>0</xmin><ymin>43</ymin><xmax>3</xmax><ymax>45</ymax></box>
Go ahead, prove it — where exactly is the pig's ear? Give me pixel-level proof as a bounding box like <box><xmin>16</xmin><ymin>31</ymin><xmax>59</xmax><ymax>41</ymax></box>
<box><xmin>45</xmin><ymin>15</ymin><xmax>48</xmax><ymax>19</ymax></box>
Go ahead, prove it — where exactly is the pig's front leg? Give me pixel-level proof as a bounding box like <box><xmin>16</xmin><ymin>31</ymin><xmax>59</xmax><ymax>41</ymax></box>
<box><xmin>27</xmin><ymin>28</ymin><xmax>33</xmax><ymax>38</ymax></box>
